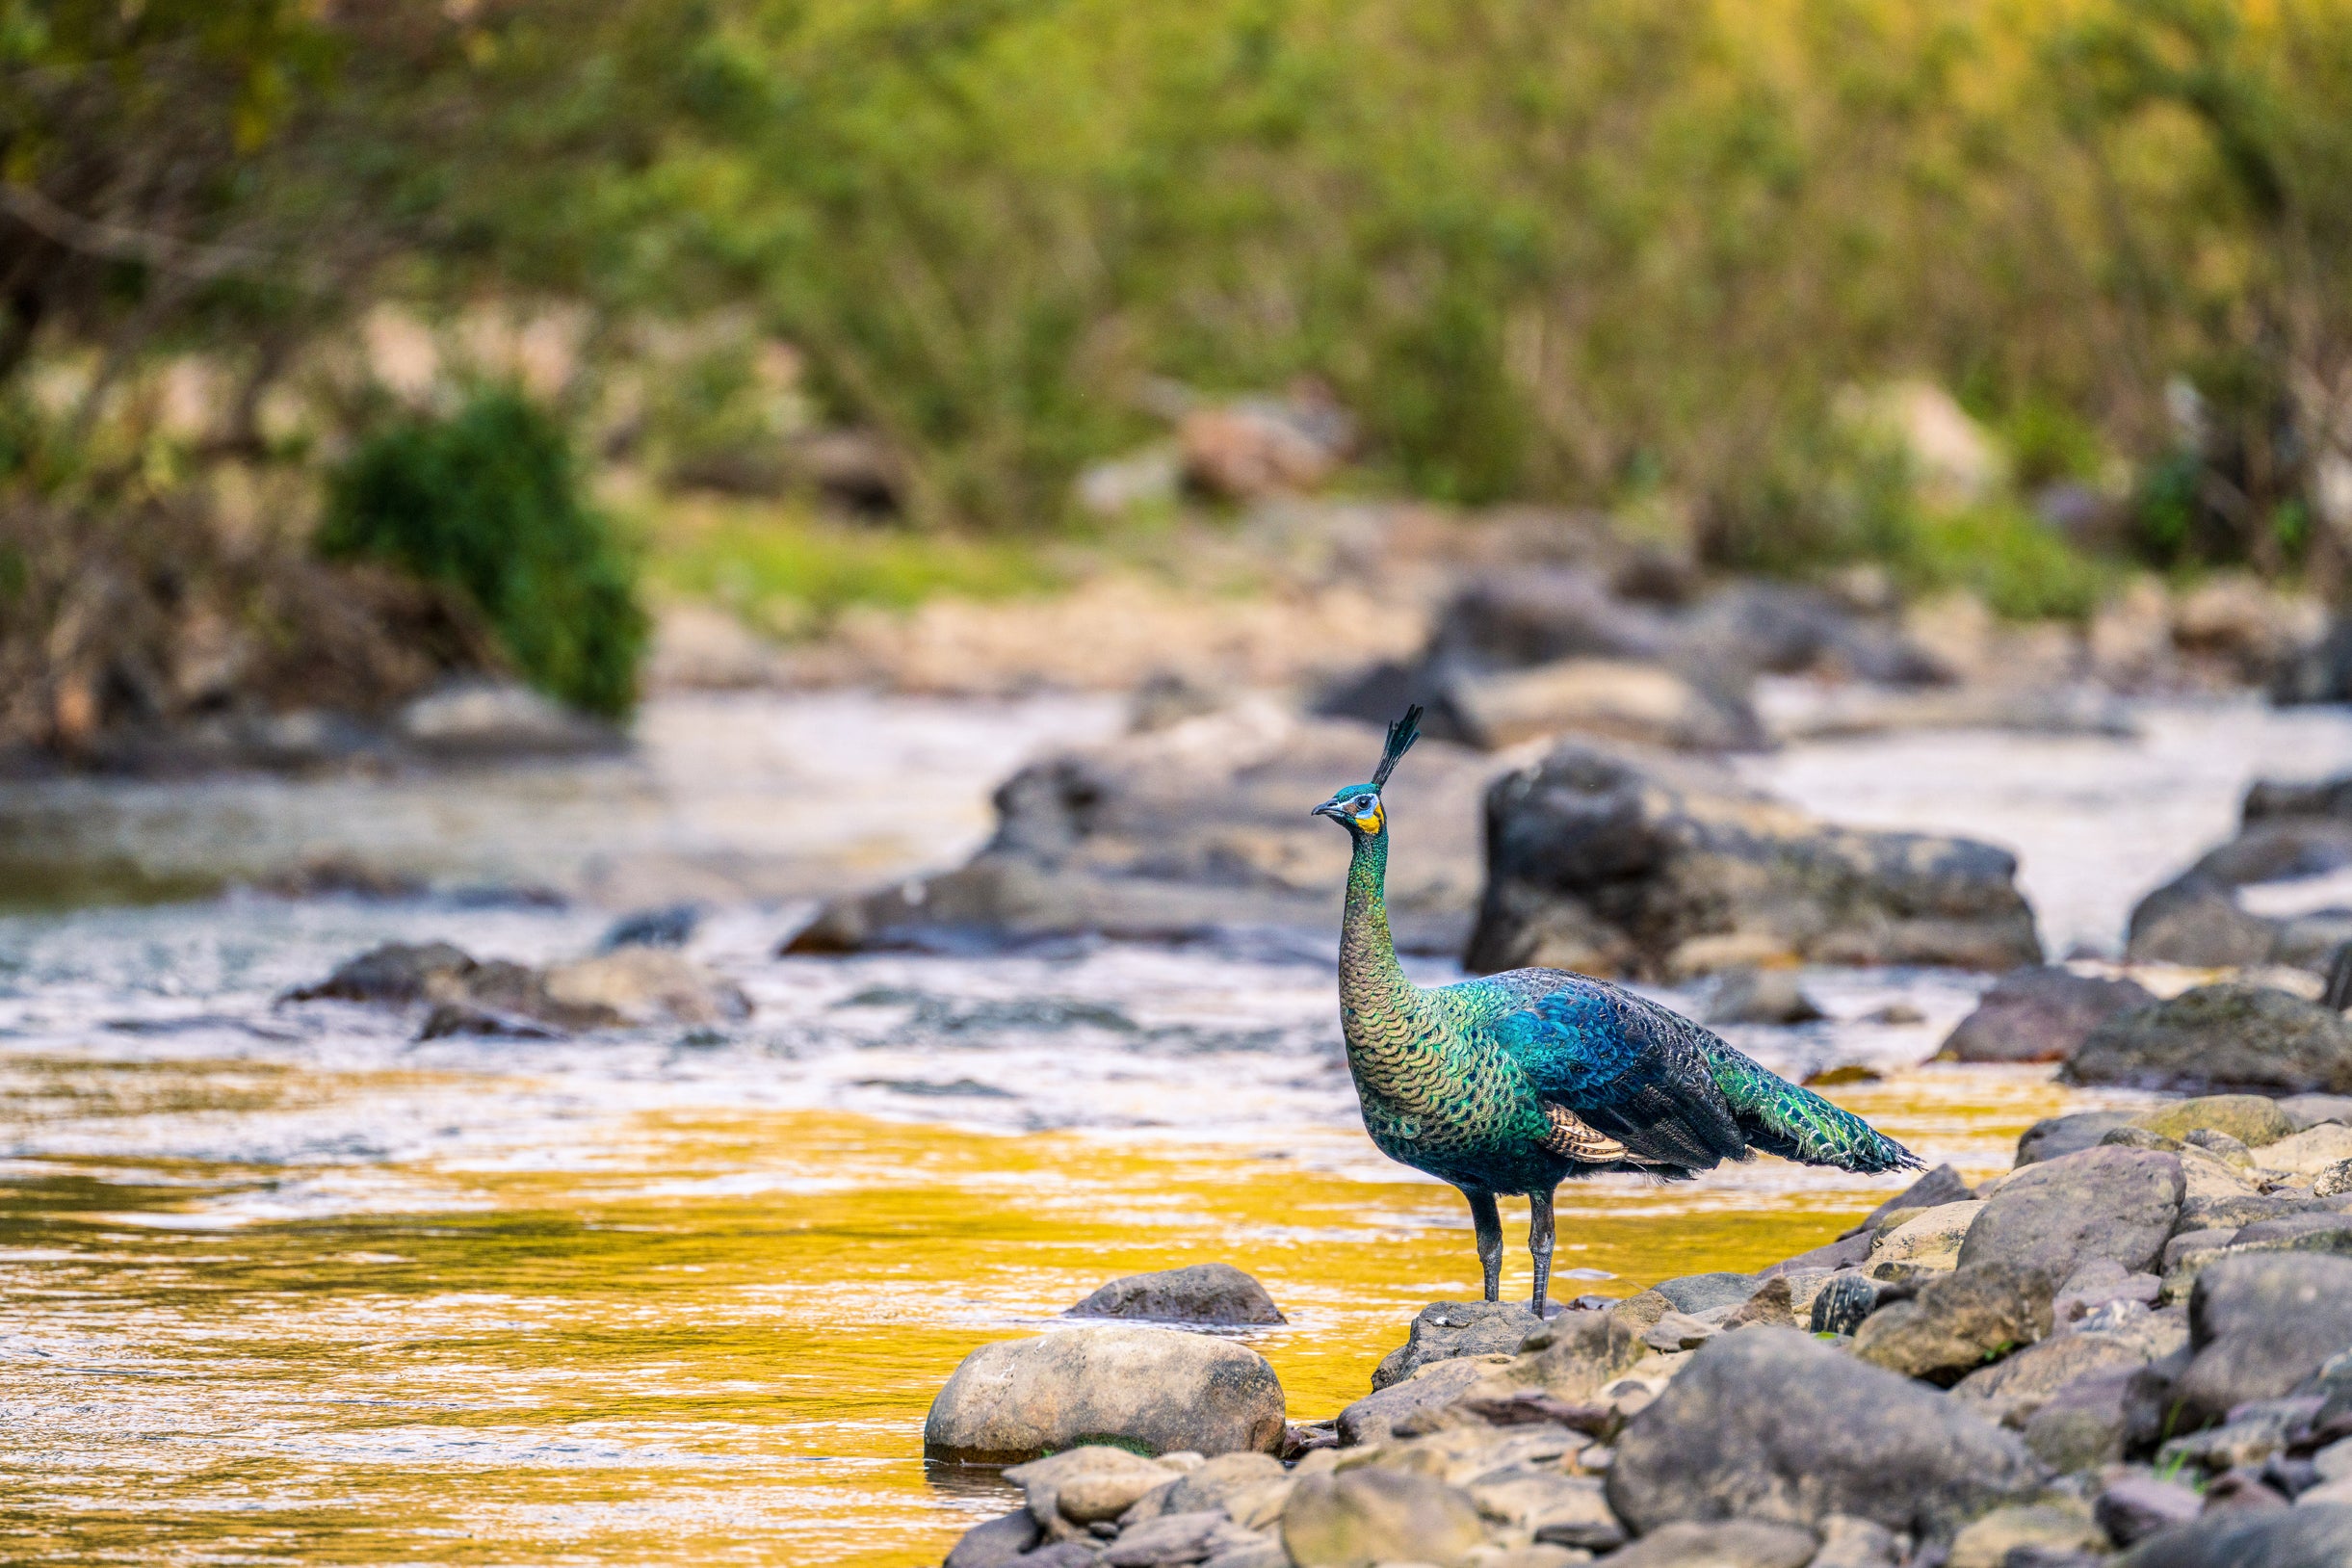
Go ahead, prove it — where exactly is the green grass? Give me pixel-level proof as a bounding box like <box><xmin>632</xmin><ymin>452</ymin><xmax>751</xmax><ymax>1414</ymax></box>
<box><xmin>644</xmin><ymin>499</ymin><xmax>1066</xmax><ymax>637</ymax></box>
<box><xmin>1896</xmin><ymin>503</ymin><xmax>2110</xmax><ymax>623</ymax></box>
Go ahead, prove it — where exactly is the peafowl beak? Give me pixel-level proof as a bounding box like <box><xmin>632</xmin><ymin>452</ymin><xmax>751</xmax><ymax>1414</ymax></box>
<box><xmin>1311</xmin><ymin>800</ymin><xmax>1349</xmax><ymax>823</ymax></box>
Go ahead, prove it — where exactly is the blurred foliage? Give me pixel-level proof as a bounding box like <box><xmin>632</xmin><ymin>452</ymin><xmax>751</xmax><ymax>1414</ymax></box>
<box><xmin>320</xmin><ymin>390</ymin><xmax>646</xmax><ymax>717</ymax></box>
<box><xmin>7</xmin><ymin>0</ymin><xmax>2352</xmax><ymax>593</ymax></box>
<box><xmin>647</xmin><ymin>499</ymin><xmax>1061</xmax><ymax>636</ymax></box>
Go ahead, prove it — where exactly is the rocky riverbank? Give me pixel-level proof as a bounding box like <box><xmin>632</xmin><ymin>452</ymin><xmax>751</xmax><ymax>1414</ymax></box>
<box><xmin>929</xmin><ymin>1090</ymin><xmax>2352</xmax><ymax>1568</ymax></box>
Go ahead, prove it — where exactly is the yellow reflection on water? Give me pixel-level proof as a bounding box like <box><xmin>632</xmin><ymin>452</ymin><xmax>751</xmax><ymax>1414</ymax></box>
<box><xmin>0</xmin><ymin>1062</ymin><xmax>2105</xmax><ymax>1566</ymax></box>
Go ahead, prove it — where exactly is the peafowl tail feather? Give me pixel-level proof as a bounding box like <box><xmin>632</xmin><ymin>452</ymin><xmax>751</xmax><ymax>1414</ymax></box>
<box><xmin>1705</xmin><ymin>1046</ymin><xmax>1923</xmax><ymax>1174</ymax></box>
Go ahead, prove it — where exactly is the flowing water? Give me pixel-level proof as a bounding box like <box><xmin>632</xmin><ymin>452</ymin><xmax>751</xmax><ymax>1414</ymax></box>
<box><xmin>9</xmin><ymin>692</ymin><xmax>2352</xmax><ymax>1565</ymax></box>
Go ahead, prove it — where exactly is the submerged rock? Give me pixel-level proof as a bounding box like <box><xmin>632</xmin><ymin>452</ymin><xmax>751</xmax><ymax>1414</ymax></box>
<box><xmin>1939</xmin><ymin>965</ymin><xmax>2155</xmax><ymax>1064</ymax></box>
<box><xmin>924</xmin><ymin>1326</ymin><xmax>1286</xmax><ymax>1464</ymax></box>
<box><xmin>1606</xmin><ymin>1328</ymin><xmax>2046</xmax><ymax>1541</ymax></box>
<box><xmin>288</xmin><ymin>940</ymin><xmax>747</xmax><ymax>1033</ymax></box>
<box><xmin>1465</xmin><ymin>738</ymin><xmax>2041</xmax><ymax>980</ymax></box>
<box><xmin>2067</xmin><ymin>983</ymin><xmax>2352</xmax><ymax>1096</ymax></box>
<box><xmin>1065</xmin><ymin>1264</ymin><xmax>1286</xmax><ymax>1326</ymax></box>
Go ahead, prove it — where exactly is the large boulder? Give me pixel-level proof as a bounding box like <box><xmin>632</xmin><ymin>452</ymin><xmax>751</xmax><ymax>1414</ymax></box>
<box><xmin>1445</xmin><ymin>658</ymin><xmax>1764</xmax><ymax>752</ymax></box>
<box><xmin>1465</xmin><ymin>738</ymin><xmax>2041</xmax><ymax>980</ymax></box>
<box><xmin>1958</xmin><ymin>1146</ymin><xmax>2184</xmax><ymax>1279</ymax></box>
<box><xmin>1065</xmin><ymin>1264</ymin><xmax>1286</xmax><ymax>1326</ymax></box>
<box><xmin>2066</xmin><ymin>984</ymin><xmax>2352</xmax><ymax>1096</ymax></box>
<box><xmin>1939</xmin><ymin>966</ymin><xmax>2156</xmax><ymax>1064</ymax></box>
<box><xmin>923</xmin><ymin>1327</ymin><xmax>1286</xmax><ymax>1463</ymax></box>
<box><xmin>1851</xmin><ymin>1261</ymin><xmax>2055</xmax><ymax>1385</ymax></box>
<box><xmin>785</xmin><ymin>707</ymin><xmax>1500</xmax><ymax>955</ymax></box>
<box><xmin>2168</xmin><ymin>1254</ymin><xmax>2352</xmax><ymax>1429</ymax></box>
<box><xmin>1605</xmin><ymin>1327</ymin><xmax>2046</xmax><ymax>1542</ymax></box>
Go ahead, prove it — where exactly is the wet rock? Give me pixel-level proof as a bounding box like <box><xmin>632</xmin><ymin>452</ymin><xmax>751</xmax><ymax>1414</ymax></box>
<box><xmin>599</xmin><ymin>903</ymin><xmax>701</xmax><ymax>951</ymax></box>
<box><xmin>1940</xmin><ymin>966</ymin><xmax>2156</xmax><ymax>1064</ymax></box>
<box><xmin>287</xmin><ymin>940</ymin><xmax>476</xmax><ymax>1005</ymax></box>
<box><xmin>2114</xmin><ymin>1502</ymin><xmax>2352</xmax><ymax>1567</ymax></box>
<box><xmin>1869</xmin><ymin>1201</ymin><xmax>1985</xmax><ymax>1271</ymax></box>
<box><xmin>542</xmin><ymin>949</ymin><xmax>751</xmax><ymax>1027</ymax></box>
<box><xmin>2134</xmin><ymin>1096</ymin><xmax>2298</xmax><ymax>1149</ymax></box>
<box><xmin>1598</xmin><ymin>1519</ymin><xmax>1818</xmax><ymax>1568</ymax></box>
<box><xmin>416</xmin><ymin>1001</ymin><xmax>567</xmax><ymax>1040</ymax></box>
<box><xmin>924</xmin><ymin>1327</ymin><xmax>1287</xmax><ymax>1464</ymax></box>
<box><xmin>2125</xmin><ymin>876</ymin><xmax>2284</xmax><ymax>968</ymax></box>
<box><xmin>787</xmin><ymin>709</ymin><xmax>1498</xmax><ymax>955</ymax></box>
<box><xmin>1605</xmin><ymin>1328</ymin><xmax>2046</xmax><ymax>1541</ymax></box>
<box><xmin>1067</xmin><ymin>1265</ymin><xmax>1286</xmax><ymax>1328</ymax></box>
<box><xmin>1372</xmin><ymin>1301</ymin><xmax>1542</xmax><ymax>1391</ymax></box>
<box><xmin>1338</xmin><ymin>1356</ymin><xmax>1503</xmax><ymax>1447</ymax></box>
<box><xmin>1279</xmin><ymin>1467</ymin><xmax>1486</xmax><ymax>1568</ymax></box>
<box><xmin>2169</xmin><ymin>1255</ymin><xmax>2352</xmax><ymax>1429</ymax></box>
<box><xmin>1851</xmin><ymin>1165</ymin><xmax>1974</xmax><ymax>1235</ymax></box>
<box><xmin>1704</xmin><ymin>969</ymin><xmax>1825</xmax><ymax>1026</ymax></box>
<box><xmin>2070</xmin><ymin>983</ymin><xmax>2352</xmax><ymax>1096</ymax></box>
<box><xmin>945</xmin><ymin>1508</ymin><xmax>1043</xmax><ymax>1568</ymax></box>
<box><xmin>2017</xmin><ymin>1111</ymin><xmax>2141</xmax><ymax>1167</ymax></box>
<box><xmin>1959</xmin><ymin>1146</ymin><xmax>2184</xmax><ymax>1279</ymax></box>
<box><xmin>1947</xmin><ymin>1502</ymin><xmax>2103</xmax><ymax>1568</ymax></box>
<box><xmin>1446</xmin><ymin>658</ymin><xmax>1764</xmax><ymax>752</ymax></box>
<box><xmin>1466</xmin><ymin>739</ymin><xmax>2040</xmax><ymax>980</ymax></box>
<box><xmin>1852</xmin><ymin>1261</ymin><xmax>2055</xmax><ymax>1385</ymax></box>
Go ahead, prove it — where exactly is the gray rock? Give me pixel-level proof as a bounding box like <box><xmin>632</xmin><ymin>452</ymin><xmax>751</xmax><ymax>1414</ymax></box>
<box><xmin>1761</xmin><ymin>1232</ymin><xmax>1873</xmax><ymax>1276</ymax></box>
<box><xmin>786</xmin><ymin>712</ymin><xmax>1500</xmax><ymax>955</ymax></box>
<box><xmin>397</xmin><ymin>678</ymin><xmax>619</xmax><ymax>758</ymax></box>
<box><xmin>1006</xmin><ymin>1545</ymin><xmax>1101</xmax><ymax>1568</ymax></box>
<box><xmin>1464</xmin><ymin>738</ymin><xmax>2041</xmax><ymax>980</ymax></box>
<box><xmin>2281</xmin><ymin>1094</ymin><xmax>2352</xmax><ymax>1131</ymax></box>
<box><xmin>2094</xmin><ymin>1474</ymin><xmax>2204</xmax><ymax>1548</ymax></box>
<box><xmin>1157</xmin><ymin>1452</ymin><xmax>1288</xmax><ymax>1528</ymax></box>
<box><xmin>1337</xmin><ymin>1356</ymin><xmax>1500</xmax><ymax>1447</ymax></box>
<box><xmin>2017</xmin><ymin>1111</ymin><xmax>2142</xmax><ymax>1167</ymax></box>
<box><xmin>1957</xmin><ymin>1146</ymin><xmax>2185</xmax><ymax>1278</ymax></box>
<box><xmin>1100</xmin><ymin>1511</ymin><xmax>1254</xmax><ymax>1567</ymax></box>
<box><xmin>1704</xmin><ymin>968</ymin><xmax>1824</xmax><ymax>1026</ymax></box>
<box><xmin>1006</xmin><ymin>1447</ymin><xmax>1184</xmax><ymax>1526</ymax></box>
<box><xmin>598</xmin><ymin>903</ymin><xmax>701</xmax><ymax>951</ymax></box>
<box><xmin>1953</xmin><ymin>1310</ymin><xmax>2189</xmax><ymax>1427</ymax></box>
<box><xmin>287</xmin><ymin>940</ymin><xmax>477</xmax><ymax>1004</ymax></box>
<box><xmin>1446</xmin><ymin>657</ymin><xmax>1765</xmax><ymax>752</ymax></box>
<box><xmin>2021</xmin><ymin>1367</ymin><xmax>2139</xmax><ymax>1472</ymax></box>
<box><xmin>1067</xmin><ymin>1265</ymin><xmax>1286</xmax><ymax>1327</ymax></box>
<box><xmin>1197</xmin><ymin>1545</ymin><xmax>1287</xmax><ymax>1568</ymax></box>
<box><xmin>540</xmin><ymin>948</ymin><xmax>752</xmax><ymax>1027</ymax></box>
<box><xmin>1809</xmin><ymin>1273</ymin><xmax>1883</xmax><ymax>1336</ymax></box>
<box><xmin>1851</xmin><ymin>1164</ymin><xmax>1974</xmax><ymax>1235</ymax></box>
<box><xmin>945</xmin><ymin>1509</ymin><xmax>1043</xmax><ymax>1568</ymax></box>
<box><xmin>2134</xmin><ymin>1095</ymin><xmax>2298</xmax><ymax>1148</ymax></box>
<box><xmin>1947</xmin><ymin>1503</ymin><xmax>2104</xmax><ymax>1568</ymax></box>
<box><xmin>2171</xmin><ymin>1255</ymin><xmax>2352</xmax><ymax>1429</ymax></box>
<box><xmin>1852</xmin><ymin>1261</ymin><xmax>2055</xmax><ymax>1385</ymax></box>
<box><xmin>1596</xmin><ymin>1519</ymin><xmax>1818</xmax><ymax>1568</ymax></box>
<box><xmin>1649</xmin><ymin>1272</ymin><xmax>1759</xmax><ymax>1316</ymax></box>
<box><xmin>1371</xmin><ymin>1301</ymin><xmax>1543</xmax><ymax>1391</ymax></box>
<box><xmin>2067</xmin><ymin>983</ymin><xmax>2352</xmax><ymax>1097</ymax></box>
<box><xmin>1604</xmin><ymin>1327</ymin><xmax>2046</xmax><ymax>1541</ymax></box>
<box><xmin>288</xmin><ymin>941</ymin><xmax>631</xmax><ymax>1032</ymax></box>
<box><xmin>1806</xmin><ymin>1514</ymin><xmax>1902</xmax><ymax>1568</ymax></box>
<box><xmin>1280</xmin><ymin>1467</ymin><xmax>1487</xmax><ymax>1568</ymax></box>
<box><xmin>2114</xmin><ymin>1503</ymin><xmax>2352</xmax><ymax>1567</ymax></box>
<box><xmin>1469</xmin><ymin>1468</ymin><xmax>1619</xmax><ymax>1546</ymax></box>
<box><xmin>1941</xmin><ymin>966</ymin><xmax>2157</xmax><ymax>1064</ymax></box>
<box><xmin>925</xmin><ymin>1327</ymin><xmax>1287</xmax><ymax>1464</ymax></box>
<box><xmin>2125</xmin><ymin>876</ymin><xmax>2284</xmax><ymax>969</ymax></box>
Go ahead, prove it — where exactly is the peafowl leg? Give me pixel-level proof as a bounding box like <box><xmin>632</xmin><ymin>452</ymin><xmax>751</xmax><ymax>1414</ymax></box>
<box><xmin>1465</xmin><ymin>1189</ymin><xmax>1503</xmax><ymax>1302</ymax></box>
<box><xmin>1529</xmin><ymin>1186</ymin><xmax>1556</xmax><ymax>1317</ymax></box>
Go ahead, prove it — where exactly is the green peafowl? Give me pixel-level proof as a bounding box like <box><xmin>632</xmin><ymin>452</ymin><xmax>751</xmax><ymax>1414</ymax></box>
<box><xmin>1312</xmin><ymin>706</ymin><xmax>1921</xmax><ymax>1313</ymax></box>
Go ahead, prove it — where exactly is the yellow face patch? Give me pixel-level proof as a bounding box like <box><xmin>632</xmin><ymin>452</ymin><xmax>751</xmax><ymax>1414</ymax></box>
<box><xmin>1353</xmin><ymin>801</ymin><xmax>1384</xmax><ymax>834</ymax></box>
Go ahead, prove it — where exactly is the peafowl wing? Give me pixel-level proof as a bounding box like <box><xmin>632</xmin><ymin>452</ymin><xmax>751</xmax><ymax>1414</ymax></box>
<box><xmin>1489</xmin><ymin>980</ymin><xmax>1748</xmax><ymax>1173</ymax></box>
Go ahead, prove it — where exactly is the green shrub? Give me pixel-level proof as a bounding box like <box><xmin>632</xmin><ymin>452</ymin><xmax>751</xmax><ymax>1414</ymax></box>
<box><xmin>320</xmin><ymin>391</ymin><xmax>647</xmax><ymax>719</ymax></box>
<box><xmin>1901</xmin><ymin>504</ymin><xmax>2107</xmax><ymax>623</ymax></box>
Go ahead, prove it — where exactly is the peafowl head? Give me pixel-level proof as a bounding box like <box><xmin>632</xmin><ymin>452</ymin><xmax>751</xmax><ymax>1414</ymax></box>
<box><xmin>1311</xmin><ymin>705</ymin><xmax>1422</xmax><ymax>839</ymax></box>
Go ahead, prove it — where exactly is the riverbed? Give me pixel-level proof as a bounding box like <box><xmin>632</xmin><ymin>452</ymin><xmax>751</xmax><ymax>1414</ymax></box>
<box><xmin>7</xmin><ymin>692</ymin><xmax>2352</xmax><ymax>1565</ymax></box>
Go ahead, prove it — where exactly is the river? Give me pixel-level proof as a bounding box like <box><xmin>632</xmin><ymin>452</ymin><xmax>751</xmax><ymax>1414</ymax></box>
<box><xmin>8</xmin><ymin>691</ymin><xmax>2352</xmax><ymax>1565</ymax></box>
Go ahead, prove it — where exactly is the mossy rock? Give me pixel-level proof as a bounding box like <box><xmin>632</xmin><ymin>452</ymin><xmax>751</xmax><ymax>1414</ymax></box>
<box><xmin>2132</xmin><ymin>1095</ymin><xmax>2296</xmax><ymax>1149</ymax></box>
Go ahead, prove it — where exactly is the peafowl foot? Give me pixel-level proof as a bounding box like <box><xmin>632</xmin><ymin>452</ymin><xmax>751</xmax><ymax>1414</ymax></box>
<box><xmin>1466</xmin><ymin>1189</ymin><xmax>1503</xmax><ymax>1303</ymax></box>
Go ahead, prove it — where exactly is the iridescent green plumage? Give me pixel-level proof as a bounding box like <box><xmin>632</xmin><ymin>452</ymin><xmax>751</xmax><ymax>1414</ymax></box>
<box><xmin>1314</xmin><ymin>707</ymin><xmax>1921</xmax><ymax>1310</ymax></box>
